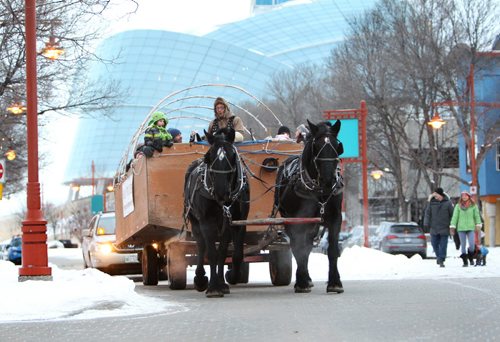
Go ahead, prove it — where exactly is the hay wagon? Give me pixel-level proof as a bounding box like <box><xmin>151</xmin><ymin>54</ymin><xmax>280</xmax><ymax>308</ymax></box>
<box><xmin>113</xmin><ymin>139</ymin><xmax>320</xmax><ymax>289</ymax></box>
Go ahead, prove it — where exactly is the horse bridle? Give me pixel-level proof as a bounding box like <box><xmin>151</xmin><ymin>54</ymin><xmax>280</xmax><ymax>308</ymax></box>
<box><xmin>299</xmin><ymin>135</ymin><xmax>342</xmax><ymax>192</ymax></box>
<box><xmin>202</xmin><ymin>144</ymin><xmax>246</xmax><ymax>212</ymax></box>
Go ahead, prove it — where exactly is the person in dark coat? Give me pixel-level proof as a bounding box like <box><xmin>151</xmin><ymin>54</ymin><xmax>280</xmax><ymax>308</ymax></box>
<box><xmin>423</xmin><ymin>187</ymin><xmax>454</xmax><ymax>267</ymax></box>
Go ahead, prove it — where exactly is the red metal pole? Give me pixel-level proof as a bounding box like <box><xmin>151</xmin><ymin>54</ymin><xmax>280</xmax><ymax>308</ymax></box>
<box><xmin>360</xmin><ymin>101</ymin><xmax>370</xmax><ymax>247</ymax></box>
<box><xmin>469</xmin><ymin>64</ymin><xmax>481</xmax><ymax>247</ymax></box>
<box><xmin>19</xmin><ymin>0</ymin><xmax>52</xmax><ymax>280</ymax></box>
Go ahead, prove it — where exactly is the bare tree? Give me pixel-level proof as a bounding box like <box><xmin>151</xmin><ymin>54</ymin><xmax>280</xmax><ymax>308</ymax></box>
<box><xmin>0</xmin><ymin>0</ymin><xmax>137</xmax><ymax>196</ymax></box>
<box><xmin>324</xmin><ymin>0</ymin><xmax>498</xmax><ymax>220</ymax></box>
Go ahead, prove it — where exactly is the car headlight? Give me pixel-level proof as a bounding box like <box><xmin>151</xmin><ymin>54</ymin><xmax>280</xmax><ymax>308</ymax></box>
<box><xmin>95</xmin><ymin>243</ymin><xmax>113</xmax><ymax>254</ymax></box>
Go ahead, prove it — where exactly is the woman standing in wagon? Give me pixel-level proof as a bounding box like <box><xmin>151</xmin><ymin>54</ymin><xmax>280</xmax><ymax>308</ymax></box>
<box><xmin>449</xmin><ymin>191</ymin><xmax>483</xmax><ymax>267</ymax></box>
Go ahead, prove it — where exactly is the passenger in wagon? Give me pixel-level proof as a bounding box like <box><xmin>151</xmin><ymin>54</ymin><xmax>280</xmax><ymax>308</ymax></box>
<box><xmin>168</xmin><ymin>128</ymin><xmax>183</xmax><ymax>143</ymax></box>
<box><xmin>208</xmin><ymin>97</ymin><xmax>245</xmax><ymax>142</ymax></box>
<box><xmin>137</xmin><ymin>111</ymin><xmax>174</xmax><ymax>157</ymax></box>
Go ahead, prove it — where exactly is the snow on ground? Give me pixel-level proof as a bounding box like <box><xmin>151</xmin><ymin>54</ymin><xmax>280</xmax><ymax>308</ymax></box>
<box><xmin>0</xmin><ymin>245</ymin><xmax>498</xmax><ymax>323</ymax></box>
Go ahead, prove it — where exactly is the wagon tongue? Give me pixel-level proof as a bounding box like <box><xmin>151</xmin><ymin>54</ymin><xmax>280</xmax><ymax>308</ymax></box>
<box><xmin>231</xmin><ymin>217</ymin><xmax>322</xmax><ymax>226</ymax></box>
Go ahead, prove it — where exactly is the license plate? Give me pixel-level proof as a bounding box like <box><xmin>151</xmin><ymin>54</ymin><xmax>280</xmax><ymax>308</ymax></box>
<box><xmin>125</xmin><ymin>255</ymin><xmax>137</xmax><ymax>263</ymax></box>
<box><xmin>404</xmin><ymin>238</ymin><xmax>411</xmax><ymax>243</ymax></box>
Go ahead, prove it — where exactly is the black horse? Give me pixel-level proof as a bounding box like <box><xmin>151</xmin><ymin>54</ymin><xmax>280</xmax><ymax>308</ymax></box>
<box><xmin>274</xmin><ymin>120</ymin><xmax>344</xmax><ymax>293</ymax></box>
<box><xmin>184</xmin><ymin>127</ymin><xmax>249</xmax><ymax>297</ymax></box>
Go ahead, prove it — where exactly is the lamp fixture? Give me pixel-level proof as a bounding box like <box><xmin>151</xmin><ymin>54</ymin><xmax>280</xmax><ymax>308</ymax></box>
<box><xmin>427</xmin><ymin>112</ymin><xmax>446</xmax><ymax>130</ymax></box>
<box><xmin>106</xmin><ymin>184</ymin><xmax>114</xmax><ymax>192</ymax></box>
<box><xmin>370</xmin><ymin>170</ymin><xmax>383</xmax><ymax>180</ymax></box>
<box><xmin>7</xmin><ymin>103</ymin><xmax>27</xmax><ymax>115</ymax></box>
<box><xmin>40</xmin><ymin>36</ymin><xmax>64</xmax><ymax>60</ymax></box>
<box><xmin>71</xmin><ymin>183</ymin><xmax>80</xmax><ymax>192</ymax></box>
<box><xmin>5</xmin><ymin>149</ymin><xmax>16</xmax><ymax>161</ymax></box>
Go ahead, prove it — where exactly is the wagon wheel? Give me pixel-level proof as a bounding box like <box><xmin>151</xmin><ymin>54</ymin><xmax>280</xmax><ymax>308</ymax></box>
<box><xmin>167</xmin><ymin>244</ymin><xmax>187</xmax><ymax>290</ymax></box>
<box><xmin>225</xmin><ymin>262</ymin><xmax>249</xmax><ymax>284</ymax></box>
<box><xmin>269</xmin><ymin>249</ymin><xmax>292</xmax><ymax>286</ymax></box>
<box><xmin>142</xmin><ymin>245</ymin><xmax>159</xmax><ymax>286</ymax></box>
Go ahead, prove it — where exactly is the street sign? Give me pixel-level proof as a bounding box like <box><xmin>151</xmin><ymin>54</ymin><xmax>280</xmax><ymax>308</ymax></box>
<box><xmin>0</xmin><ymin>159</ymin><xmax>5</xmax><ymax>183</ymax></box>
<box><xmin>470</xmin><ymin>186</ymin><xmax>477</xmax><ymax>195</ymax></box>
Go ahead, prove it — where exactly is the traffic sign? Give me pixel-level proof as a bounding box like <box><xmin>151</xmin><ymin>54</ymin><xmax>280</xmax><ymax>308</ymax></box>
<box><xmin>470</xmin><ymin>185</ymin><xmax>477</xmax><ymax>195</ymax></box>
<box><xmin>0</xmin><ymin>159</ymin><xmax>5</xmax><ymax>183</ymax></box>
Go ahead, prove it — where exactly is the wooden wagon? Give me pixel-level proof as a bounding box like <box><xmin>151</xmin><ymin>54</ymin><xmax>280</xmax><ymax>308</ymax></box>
<box><xmin>113</xmin><ymin>140</ymin><xmax>313</xmax><ymax>289</ymax></box>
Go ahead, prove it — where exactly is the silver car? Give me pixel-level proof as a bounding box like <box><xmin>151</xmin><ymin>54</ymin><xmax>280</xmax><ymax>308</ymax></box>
<box><xmin>377</xmin><ymin>222</ymin><xmax>427</xmax><ymax>258</ymax></box>
<box><xmin>82</xmin><ymin>212</ymin><xmax>141</xmax><ymax>275</ymax></box>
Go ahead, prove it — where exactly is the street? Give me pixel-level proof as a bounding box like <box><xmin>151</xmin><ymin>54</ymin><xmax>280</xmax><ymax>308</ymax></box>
<box><xmin>2</xmin><ymin>252</ymin><xmax>500</xmax><ymax>342</ymax></box>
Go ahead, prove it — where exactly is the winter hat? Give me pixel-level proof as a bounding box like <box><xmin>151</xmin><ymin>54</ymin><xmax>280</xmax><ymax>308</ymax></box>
<box><xmin>434</xmin><ymin>188</ymin><xmax>445</xmax><ymax>196</ymax></box>
<box><xmin>277</xmin><ymin>126</ymin><xmax>291</xmax><ymax>136</ymax></box>
<box><xmin>168</xmin><ymin>128</ymin><xmax>181</xmax><ymax>138</ymax></box>
<box><xmin>461</xmin><ymin>190</ymin><xmax>472</xmax><ymax>198</ymax></box>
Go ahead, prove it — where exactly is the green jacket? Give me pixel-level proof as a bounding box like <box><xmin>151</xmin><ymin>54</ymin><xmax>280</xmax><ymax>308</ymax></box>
<box><xmin>449</xmin><ymin>204</ymin><xmax>482</xmax><ymax>232</ymax></box>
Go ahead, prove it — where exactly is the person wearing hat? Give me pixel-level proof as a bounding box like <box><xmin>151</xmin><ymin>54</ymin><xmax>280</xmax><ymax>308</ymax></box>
<box><xmin>272</xmin><ymin>126</ymin><xmax>293</xmax><ymax>141</ymax></box>
<box><xmin>423</xmin><ymin>187</ymin><xmax>454</xmax><ymax>267</ymax></box>
<box><xmin>168</xmin><ymin>128</ymin><xmax>182</xmax><ymax>143</ymax></box>
<box><xmin>138</xmin><ymin>111</ymin><xmax>173</xmax><ymax>157</ymax></box>
<box><xmin>207</xmin><ymin>97</ymin><xmax>245</xmax><ymax>142</ymax></box>
<box><xmin>450</xmin><ymin>191</ymin><xmax>483</xmax><ymax>267</ymax></box>
<box><xmin>295</xmin><ymin>124</ymin><xmax>309</xmax><ymax>143</ymax></box>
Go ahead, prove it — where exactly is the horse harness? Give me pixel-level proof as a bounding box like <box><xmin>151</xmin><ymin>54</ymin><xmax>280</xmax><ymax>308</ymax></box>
<box><xmin>277</xmin><ymin>135</ymin><xmax>344</xmax><ymax>220</ymax></box>
<box><xmin>185</xmin><ymin>145</ymin><xmax>247</xmax><ymax>224</ymax></box>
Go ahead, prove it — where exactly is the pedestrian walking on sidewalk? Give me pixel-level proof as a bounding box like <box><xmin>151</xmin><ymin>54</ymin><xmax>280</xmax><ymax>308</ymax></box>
<box><xmin>423</xmin><ymin>188</ymin><xmax>454</xmax><ymax>267</ymax></box>
<box><xmin>450</xmin><ymin>191</ymin><xmax>483</xmax><ymax>267</ymax></box>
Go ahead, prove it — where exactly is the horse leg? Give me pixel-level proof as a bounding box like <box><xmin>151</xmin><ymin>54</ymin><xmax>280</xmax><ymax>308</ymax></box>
<box><xmin>203</xmin><ymin>224</ymin><xmax>224</xmax><ymax>298</ymax></box>
<box><xmin>226</xmin><ymin>225</ymin><xmax>245</xmax><ymax>285</ymax></box>
<box><xmin>289</xmin><ymin>225</ymin><xmax>313</xmax><ymax>293</ymax></box>
<box><xmin>216</xmin><ymin>227</ymin><xmax>231</xmax><ymax>294</ymax></box>
<box><xmin>326</xmin><ymin>219</ymin><xmax>344</xmax><ymax>293</ymax></box>
<box><xmin>192</xmin><ymin>219</ymin><xmax>209</xmax><ymax>292</ymax></box>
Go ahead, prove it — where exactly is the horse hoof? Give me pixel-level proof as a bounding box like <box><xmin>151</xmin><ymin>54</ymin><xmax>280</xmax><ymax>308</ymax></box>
<box><xmin>308</xmin><ymin>280</ymin><xmax>314</xmax><ymax>288</ymax></box>
<box><xmin>206</xmin><ymin>289</ymin><xmax>224</xmax><ymax>298</ymax></box>
<box><xmin>294</xmin><ymin>284</ymin><xmax>312</xmax><ymax>293</ymax></box>
<box><xmin>326</xmin><ymin>285</ymin><xmax>344</xmax><ymax>293</ymax></box>
<box><xmin>221</xmin><ymin>284</ymin><xmax>230</xmax><ymax>294</ymax></box>
<box><xmin>194</xmin><ymin>275</ymin><xmax>209</xmax><ymax>292</ymax></box>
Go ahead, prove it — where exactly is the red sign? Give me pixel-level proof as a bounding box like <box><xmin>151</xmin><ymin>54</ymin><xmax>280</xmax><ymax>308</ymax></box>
<box><xmin>0</xmin><ymin>160</ymin><xmax>4</xmax><ymax>183</ymax></box>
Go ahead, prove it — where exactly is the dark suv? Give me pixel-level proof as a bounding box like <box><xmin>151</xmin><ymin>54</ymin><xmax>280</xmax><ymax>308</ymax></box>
<box><xmin>378</xmin><ymin>222</ymin><xmax>427</xmax><ymax>258</ymax></box>
<box><xmin>8</xmin><ymin>236</ymin><xmax>22</xmax><ymax>265</ymax></box>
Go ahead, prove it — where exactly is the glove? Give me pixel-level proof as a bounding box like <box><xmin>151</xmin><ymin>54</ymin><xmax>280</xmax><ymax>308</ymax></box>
<box><xmin>164</xmin><ymin>140</ymin><xmax>174</xmax><ymax>148</ymax></box>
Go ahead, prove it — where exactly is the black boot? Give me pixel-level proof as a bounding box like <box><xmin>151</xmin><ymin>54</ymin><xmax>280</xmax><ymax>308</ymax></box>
<box><xmin>460</xmin><ymin>253</ymin><xmax>468</xmax><ymax>267</ymax></box>
<box><xmin>468</xmin><ymin>251</ymin><xmax>475</xmax><ymax>266</ymax></box>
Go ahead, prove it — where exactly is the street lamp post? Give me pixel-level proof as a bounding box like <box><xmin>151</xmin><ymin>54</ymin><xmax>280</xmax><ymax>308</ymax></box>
<box><xmin>18</xmin><ymin>0</ymin><xmax>52</xmax><ymax>281</ymax></box>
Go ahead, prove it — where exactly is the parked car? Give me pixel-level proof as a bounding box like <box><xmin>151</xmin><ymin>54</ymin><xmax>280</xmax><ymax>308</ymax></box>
<box><xmin>7</xmin><ymin>236</ymin><xmax>22</xmax><ymax>265</ymax></box>
<box><xmin>377</xmin><ymin>222</ymin><xmax>427</xmax><ymax>258</ymax></box>
<box><xmin>81</xmin><ymin>212</ymin><xmax>141</xmax><ymax>275</ymax></box>
<box><xmin>344</xmin><ymin>225</ymin><xmax>379</xmax><ymax>248</ymax></box>
<box><xmin>316</xmin><ymin>230</ymin><xmax>352</xmax><ymax>255</ymax></box>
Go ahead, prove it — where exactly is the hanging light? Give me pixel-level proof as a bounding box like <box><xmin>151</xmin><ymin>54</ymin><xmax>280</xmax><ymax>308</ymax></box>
<box><xmin>370</xmin><ymin>170</ymin><xmax>384</xmax><ymax>180</ymax></box>
<box><xmin>427</xmin><ymin>112</ymin><xmax>446</xmax><ymax>130</ymax></box>
<box><xmin>7</xmin><ymin>103</ymin><xmax>27</xmax><ymax>115</ymax></box>
<box><xmin>5</xmin><ymin>149</ymin><xmax>16</xmax><ymax>161</ymax></box>
<box><xmin>40</xmin><ymin>36</ymin><xmax>64</xmax><ymax>60</ymax></box>
<box><xmin>106</xmin><ymin>184</ymin><xmax>114</xmax><ymax>192</ymax></box>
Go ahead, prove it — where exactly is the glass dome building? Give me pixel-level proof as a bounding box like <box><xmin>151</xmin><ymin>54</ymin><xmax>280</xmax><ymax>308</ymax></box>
<box><xmin>65</xmin><ymin>0</ymin><xmax>376</xmax><ymax>187</ymax></box>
